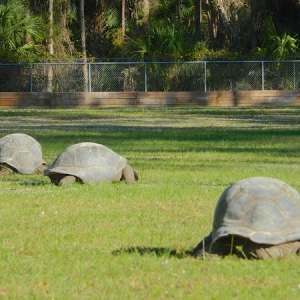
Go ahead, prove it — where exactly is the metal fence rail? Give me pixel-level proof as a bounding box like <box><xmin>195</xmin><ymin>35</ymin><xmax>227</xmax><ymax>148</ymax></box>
<box><xmin>1</xmin><ymin>61</ymin><xmax>300</xmax><ymax>92</ymax></box>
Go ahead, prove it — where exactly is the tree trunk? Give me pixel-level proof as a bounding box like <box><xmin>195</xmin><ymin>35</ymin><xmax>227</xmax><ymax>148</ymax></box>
<box><xmin>142</xmin><ymin>0</ymin><xmax>150</xmax><ymax>29</ymax></box>
<box><xmin>204</xmin><ymin>0</ymin><xmax>218</xmax><ymax>41</ymax></box>
<box><xmin>47</xmin><ymin>0</ymin><xmax>54</xmax><ymax>92</ymax></box>
<box><xmin>250</xmin><ymin>0</ymin><xmax>259</xmax><ymax>49</ymax></box>
<box><xmin>194</xmin><ymin>0</ymin><xmax>202</xmax><ymax>37</ymax></box>
<box><xmin>121</xmin><ymin>0</ymin><xmax>125</xmax><ymax>43</ymax></box>
<box><xmin>205</xmin><ymin>0</ymin><xmax>246</xmax><ymax>49</ymax></box>
<box><xmin>79</xmin><ymin>0</ymin><xmax>89</xmax><ymax>92</ymax></box>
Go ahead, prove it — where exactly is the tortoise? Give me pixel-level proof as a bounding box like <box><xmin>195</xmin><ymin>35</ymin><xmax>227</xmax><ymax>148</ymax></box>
<box><xmin>193</xmin><ymin>177</ymin><xmax>300</xmax><ymax>259</ymax></box>
<box><xmin>43</xmin><ymin>142</ymin><xmax>138</xmax><ymax>186</ymax></box>
<box><xmin>0</xmin><ymin>133</ymin><xmax>46</xmax><ymax>175</ymax></box>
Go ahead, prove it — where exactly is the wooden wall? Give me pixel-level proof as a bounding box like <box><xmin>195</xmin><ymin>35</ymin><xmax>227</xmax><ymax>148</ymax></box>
<box><xmin>0</xmin><ymin>90</ymin><xmax>300</xmax><ymax>108</ymax></box>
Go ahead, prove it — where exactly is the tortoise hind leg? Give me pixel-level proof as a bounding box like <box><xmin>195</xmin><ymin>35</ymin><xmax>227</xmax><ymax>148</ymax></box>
<box><xmin>111</xmin><ymin>171</ymin><xmax>122</xmax><ymax>183</ymax></box>
<box><xmin>32</xmin><ymin>163</ymin><xmax>47</xmax><ymax>174</ymax></box>
<box><xmin>245</xmin><ymin>240</ymin><xmax>300</xmax><ymax>259</ymax></box>
<box><xmin>0</xmin><ymin>163</ymin><xmax>15</xmax><ymax>175</ymax></box>
<box><xmin>121</xmin><ymin>164</ymin><xmax>138</xmax><ymax>183</ymax></box>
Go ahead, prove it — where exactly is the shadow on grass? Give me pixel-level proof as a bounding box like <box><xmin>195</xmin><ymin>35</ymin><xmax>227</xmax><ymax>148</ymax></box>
<box><xmin>0</xmin><ymin>174</ymin><xmax>48</xmax><ymax>184</ymax></box>
<box><xmin>32</xmin><ymin>127</ymin><xmax>300</xmax><ymax>161</ymax></box>
<box><xmin>21</xmin><ymin>179</ymin><xmax>49</xmax><ymax>186</ymax></box>
<box><xmin>111</xmin><ymin>246</ymin><xmax>194</xmax><ymax>259</ymax></box>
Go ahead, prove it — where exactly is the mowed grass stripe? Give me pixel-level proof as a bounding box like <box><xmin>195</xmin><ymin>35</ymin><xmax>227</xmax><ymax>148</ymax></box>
<box><xmin>0</xmin><ymin>107</ymin><xmax>300</xmax><ymax>299</ymax></box>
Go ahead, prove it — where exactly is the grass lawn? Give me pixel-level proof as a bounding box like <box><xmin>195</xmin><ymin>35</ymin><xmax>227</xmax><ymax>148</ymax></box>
<box><xmin>0</xmin><ymin>106</ymin><xmax>300</xmax><ymax>299</ymax></box>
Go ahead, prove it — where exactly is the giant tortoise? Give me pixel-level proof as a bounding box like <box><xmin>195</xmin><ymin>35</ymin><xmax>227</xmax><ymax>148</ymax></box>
<box><xmin>44</xmin><ymin>142</ymin><xmax>138</xmax><ymax>186</ymax></box>
<box><xmin>193</xmin><ymin>177</ymin><xmax>300</xmax><ymax>259</ymax></box>
<box><xmin>0</xmin><ymin>133</ymin><xmax>46</xmax><ymax>175</ymax></box>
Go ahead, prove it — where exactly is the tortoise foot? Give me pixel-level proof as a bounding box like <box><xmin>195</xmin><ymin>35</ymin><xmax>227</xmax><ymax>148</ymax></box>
<box><xmin>59</xmin><ymin>175</ymin><xmax>77</xmax><ymax>186</ymax></box>
<box><xmin>0</xmin><ymin>164</ymin><xmax>15</xmax><ymax>175</ymax></box>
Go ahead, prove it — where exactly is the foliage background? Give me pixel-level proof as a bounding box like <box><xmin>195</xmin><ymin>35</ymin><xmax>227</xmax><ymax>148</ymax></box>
<box><xmin>1</xmin><ymin>0</ymin><xmax>300</xmax><ymax>63</ymax></box>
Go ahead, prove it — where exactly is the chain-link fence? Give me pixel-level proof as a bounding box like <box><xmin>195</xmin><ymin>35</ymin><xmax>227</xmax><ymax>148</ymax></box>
<box><xmin>1</xmin><ymin>61</ymin><xmax>300</xmax><ymax>92</ymax></box>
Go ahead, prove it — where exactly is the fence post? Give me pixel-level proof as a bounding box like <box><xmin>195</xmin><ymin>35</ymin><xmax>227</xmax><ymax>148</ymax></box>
<box><xmin>144</xmin><ymin>62</ymin><xmax>147</xmax><ymax>92</ymax></box>
<box><xmin>204</xmin><ymin>61</ymin><xmax>207</xmax><ymax>92</ymax></box>
<box><xmin>88</xmin><ymin>63</ymin><xmax>91</xmax><ymax>92</ymax></box>
<box><xmin>261</xmin><ymin>61</ymin><xmax>264</xmax><ymax>90</ymax></box>
<box><xmin>29</xmin><ymin>63</ymin><xmax>33</xmax><ymax>92</ymax></box>
<box><xmin>293</xmin><ymin>61</ymin><xmax>296</xmax><ymax>90</ymax></box>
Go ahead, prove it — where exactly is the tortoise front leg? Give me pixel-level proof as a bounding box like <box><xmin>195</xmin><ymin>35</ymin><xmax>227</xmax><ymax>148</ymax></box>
<box><xmin>49</xmin><ymin>173</ymin><xmax>77</xmax><ymax>186</ymax></box>
<box><xmin>59</xmin><ymin>175</ymin><xmax>77</xmax><ymax>186</ymax></box>
<box><xmin>122</xmin><ymin>164</ymin><xmax>138</xmax><ymax>183</ymax></box>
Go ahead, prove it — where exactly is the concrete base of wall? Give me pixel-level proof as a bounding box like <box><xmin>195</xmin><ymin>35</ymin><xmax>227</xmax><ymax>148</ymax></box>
<box><xmin>0</xmin><ymin>91</ymin><xmax>300</xmax><ymax>108</ymax></box>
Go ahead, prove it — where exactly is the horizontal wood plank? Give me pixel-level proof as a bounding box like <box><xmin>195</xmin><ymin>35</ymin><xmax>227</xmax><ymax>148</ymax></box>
<box><xmin>0</xmin><ymin>91</ymin><xmax>300</xmax><ymax>108</ymax></box>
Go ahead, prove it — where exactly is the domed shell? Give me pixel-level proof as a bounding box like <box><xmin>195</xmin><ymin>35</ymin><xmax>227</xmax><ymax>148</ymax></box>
<box><xmin>44</xmin><ymin>142</ymin><xmax>127</xmax><ymax>183</ymax></box>
<box><xmin>212</xmin><ymin>177</ymin><xmax>300</xmax><ymax>245</ymax></box>
<box><xmin>0</xmin><ymin>133</ymin><xmax>45</xmax><ymax>174</ymax></box>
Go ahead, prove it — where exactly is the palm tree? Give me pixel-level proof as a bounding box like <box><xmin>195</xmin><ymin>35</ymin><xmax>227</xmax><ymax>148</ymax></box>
<box><xmin>257</xmin><ymin>17</ymin><xmax>299</xmax><ymax>60</ymax></box>
<box><xmin>0</xmin><ymin>0</ymin><xmax>42</xmax><ymax>61</ymax></box>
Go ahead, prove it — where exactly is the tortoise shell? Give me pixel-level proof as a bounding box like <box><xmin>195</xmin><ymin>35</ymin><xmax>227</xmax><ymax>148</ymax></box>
<box><xmin>0</xmin><ymin>133</ymin><xmax>45</xmax><ymax>174</ymax></box>
<box><xmin>212</xmin><ymin>177</ymin><xmax>300</xmax><ymax>245</ymax></box>
<box><xmin>44</xmin><ymin>142</ymin><xmax>129</xmax><ymax>184</ymax></box>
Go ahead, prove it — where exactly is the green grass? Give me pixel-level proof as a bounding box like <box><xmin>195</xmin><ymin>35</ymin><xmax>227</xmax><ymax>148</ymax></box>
<box><xmin>1</xmin><ymin>107</ymin><xmax>300</xmax><ymax>299</ymax></box>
